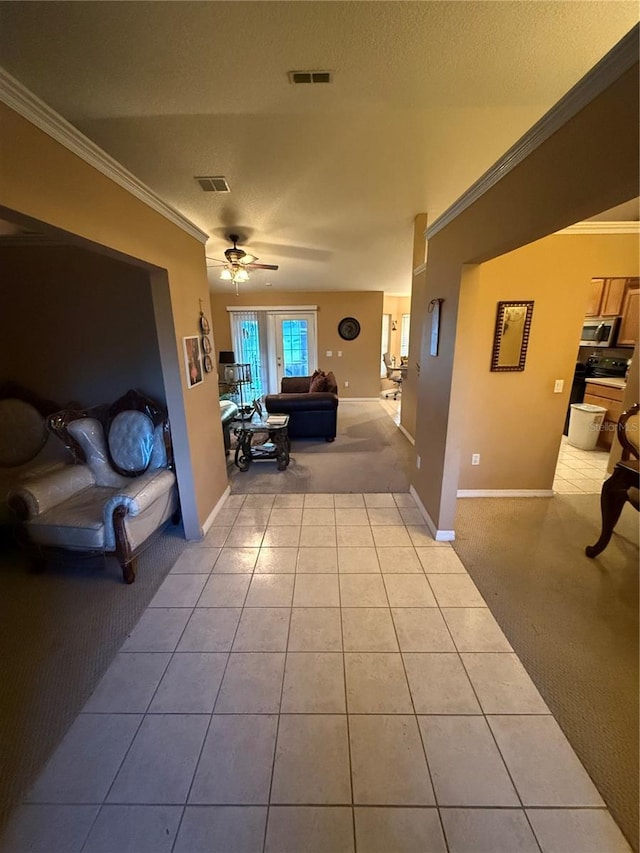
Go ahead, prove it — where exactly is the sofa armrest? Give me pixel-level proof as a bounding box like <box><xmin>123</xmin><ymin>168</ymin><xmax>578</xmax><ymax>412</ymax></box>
<box><xmin>104</xmin><ymin>469</ymin><xmax>176</xmax><ymax>519</ymax></box>
<box><xmin>9</xmin><ymin>465</ymin><xmax>95</xmax><ymax>519</ymax></box>
<box><xmin>103</xmin><ymin>469</ymin><xmax>177</xmax><ymax>551</ymax></box>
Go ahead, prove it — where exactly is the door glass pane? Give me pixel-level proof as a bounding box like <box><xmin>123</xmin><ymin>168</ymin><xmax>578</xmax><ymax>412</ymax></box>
<box><xmin>282</xmin><ymin>319</ymin><xmax>309</xmax><ymax>376</ymax></box>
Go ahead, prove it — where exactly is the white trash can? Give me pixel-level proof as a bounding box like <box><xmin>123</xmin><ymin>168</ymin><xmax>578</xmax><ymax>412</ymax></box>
<box><xmin>567</xmin><ymin>403</ymin><xmax>607</xmax><ymax>450</ymax></box>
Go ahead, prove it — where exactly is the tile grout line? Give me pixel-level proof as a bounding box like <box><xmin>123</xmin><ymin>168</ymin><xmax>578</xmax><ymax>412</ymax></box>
<box><xmin>261</xmin><ymin>504</ymin><xmax>295</xmax><ymax>853</ymax></box>
<box><xmin>337</xmin><ymin>544</ymin><xmax>358</xmax><ymax>853</ymax></box>
<box><xmin>383</xmin><ymin>528</ymin><xmax>451</xmax><ymax>853</ymax></box>
<box><xmin>168</xmin><ymin>543</ymin><xmax>254</xmax><ymax>853</ymax></box>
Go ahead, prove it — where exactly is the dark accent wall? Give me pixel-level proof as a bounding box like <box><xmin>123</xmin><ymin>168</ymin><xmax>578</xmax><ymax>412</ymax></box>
<box><xmin>0</xmin><ymin>245</ymin><xmax>165</xmax><ymax>407</ymax></box>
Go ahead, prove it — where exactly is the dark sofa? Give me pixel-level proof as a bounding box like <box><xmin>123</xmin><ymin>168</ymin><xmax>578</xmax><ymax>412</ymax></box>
<box><xmin>264</xmin><ymin>372</ymin><xmax>338</xmax><ymax>441</ymax></box>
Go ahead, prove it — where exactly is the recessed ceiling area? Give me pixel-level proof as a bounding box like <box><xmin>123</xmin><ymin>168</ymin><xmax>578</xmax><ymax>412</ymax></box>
<box><xmin>0</xmin><ymin>2</ymin><xmax>638</xmax><ymax>294</ymax></box>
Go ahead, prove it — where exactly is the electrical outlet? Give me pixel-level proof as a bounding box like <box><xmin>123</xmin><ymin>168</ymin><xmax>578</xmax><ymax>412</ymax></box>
<box><xmin>471</xmin><ymin>453</ymin><xmax>480</xmax><ymax>465</ymax></box>
<box><xmin>337</xmin><ymin>351</ymin><xmax>342</xmax><ymax>357</ymax></box>
<box><xmin>416</xmin><ymin>455</ymin><xmax>421</xmax><ymax>469</ymax></box>
<box><xmin>326</xmin><ymin>350</ymin><xmax>333</xmax><ymax>357</ymax></box>
<box><xmin>554</xmin><ymin>379</ymin><xmax>564</xmax><ymax>393</ymax></box>
<box><xmin>344</xmin><ymin>380</ymin><xmax>349</xmax><ymax>388</ymax></box>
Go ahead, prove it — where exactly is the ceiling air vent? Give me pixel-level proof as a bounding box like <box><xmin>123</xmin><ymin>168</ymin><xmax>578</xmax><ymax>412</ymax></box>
<box><xmin>288</xmin><ymin>70</ymin><xmax>333</xmax><ymax>85</ymax></box>
<box><xmin>195</xmin><ymin>176</ymin><xmax>230</xmax><ymax>193</ymax></box>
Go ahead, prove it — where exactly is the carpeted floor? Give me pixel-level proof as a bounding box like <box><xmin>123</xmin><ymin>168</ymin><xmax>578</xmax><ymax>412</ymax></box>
<box><xmin>0</xmin><ymin>527</ymin><xmax>188</xmax><ymax>831</ymax></box>
<box><xmin>453</xmin><ymin>494</ymin><xmax>639</xmax><ymax>851</ymax></box>
<box><xmin>228</xmin><ymin>401</ymin><xmax>413</xmax><ymax>494</ymax></box>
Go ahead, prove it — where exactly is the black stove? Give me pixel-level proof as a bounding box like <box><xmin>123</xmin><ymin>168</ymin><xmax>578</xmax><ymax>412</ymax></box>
<box><xmin>585</xmin><ymin>355</ymin><xmax>629</xmax><ymax>379</ymax></box>
<box><xmin>563</xmin><ymin>354</ymin><xmax>629</xmax><ymax>434</ymax></box>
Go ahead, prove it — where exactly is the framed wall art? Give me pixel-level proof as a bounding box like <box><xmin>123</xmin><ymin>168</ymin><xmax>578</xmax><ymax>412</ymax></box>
<box><xmin>183</xmin><ymin>336</ymin><xmax>204</xmax><ymax>388</ymax></box>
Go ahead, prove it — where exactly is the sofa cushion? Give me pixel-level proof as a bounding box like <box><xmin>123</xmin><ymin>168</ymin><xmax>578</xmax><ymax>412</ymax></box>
<box><xmin>325</xmin><ymin>371</ymin><xmax>338</xmax><ymax>394</ymax></box>
<box><xmin>27</xmin><ymin>484</ymin><xmax>116</xmax><ymax>550</ymax></box>
<box><xmin>0</xmin><ymin>399</ymin><xmax>47</xmax><ymax>467</ymax></box>
<box><xmin>108</xmin><ymin>410</ymin><xmax>156</xmax><ymax>474</ymax></box>
<box><xmin>309</xmin><ymin>370</ymin><xmax>328</xmax><ymax>392</ymax></box>
<box><xmin>281</xmin><ymin>376</ymin><xmax>312</xmax><ymax>394</ymax></box>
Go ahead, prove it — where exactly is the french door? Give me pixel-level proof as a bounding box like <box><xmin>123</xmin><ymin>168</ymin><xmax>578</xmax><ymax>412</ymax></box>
<box><xmin>267</xmin><ymin>312</ymin><xmax>317</xmax><ymax>391</ymax></box>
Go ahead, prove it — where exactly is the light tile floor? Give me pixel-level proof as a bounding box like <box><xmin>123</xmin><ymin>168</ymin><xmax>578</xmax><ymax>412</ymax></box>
<box><xmin>553</xmin><ymin>434</ymin><xmax>610</xmax><ymax>495</ymax></box>
<box><xmin>1</xmin><ymin>493</ymin><xmax>632</xmax><ymax>853</ymax></box>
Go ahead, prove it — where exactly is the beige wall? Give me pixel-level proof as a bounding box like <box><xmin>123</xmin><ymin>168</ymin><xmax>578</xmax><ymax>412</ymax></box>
<box><xmin>411</xmin><ymin>62</ymin><xmax>639</xmax><ymax>532</ymax></box>
<box><xmin>0</xmin><ymin>103</ymin><xmax>227</xmax><ymax>538</ymax></box>
<box><xmin>210</xmin><ymin>290</ymin><xmax>384</xmax><ymax>398</ymax></box>
<box><xmin>456</xmin><ymin>233</ymin><xmax>639</xmax><ymax>490</ymax></box>
<box><xmin>400</xmin><ymin>216</ymin><xmax>429</xmax><ymax>441</ymax></box>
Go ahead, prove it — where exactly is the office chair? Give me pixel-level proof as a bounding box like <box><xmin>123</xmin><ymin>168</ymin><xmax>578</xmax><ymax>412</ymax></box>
<box><xmin>383</xmin><ymin>353</ymin><xmax>403</xmax><ymax>399</ymax></box>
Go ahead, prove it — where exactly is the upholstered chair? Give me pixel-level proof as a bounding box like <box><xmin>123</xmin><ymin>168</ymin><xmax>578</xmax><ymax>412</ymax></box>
<box><xmin>0</xmin><ymin>383</ymin><xmax>73</xmax><ymax>532</ymax></box>
<box><xmin>9</xmin><ymin>390</ymin><xmax>179</xmax><ymax>583</ymax></box>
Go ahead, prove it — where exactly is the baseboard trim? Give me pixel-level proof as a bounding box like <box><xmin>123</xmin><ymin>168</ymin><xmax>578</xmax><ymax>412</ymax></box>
<box><xmin>343</xmin><ymin>397</ymin><xmax>381</xmax><ymax>402</ymax></box>
<box><xmin>398</xmin><ymin>424</ymin><xmax>415</xmax><ymax>445</ymax></box>
<box><xmin>202</xmin><ymin>485</ymin><xmax>231</xmax><ymax>535</ymax></box>
<box><xmin>409</xmin><ymin>485</ymin><xmax>455</xmax><ymax>541</ymax></box>
<box><xmin>457</xmin><ymin>489</ymin><xmax>554</xmax><ymax>498</ymax></box>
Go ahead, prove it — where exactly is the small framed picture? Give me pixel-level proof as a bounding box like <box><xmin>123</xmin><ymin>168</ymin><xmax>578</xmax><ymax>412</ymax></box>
<box><xmin>183</xmin><ymin>336</ymin><xmax>204</xmax><ymax>388</ymax></box>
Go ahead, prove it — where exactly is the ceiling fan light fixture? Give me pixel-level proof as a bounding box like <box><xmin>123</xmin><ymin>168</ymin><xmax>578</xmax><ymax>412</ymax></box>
<box><xmin>220</xmin><ymin>267</ymin><xmax>233</xmax><ymax>281</ymax></box>
<box><xmin>235</xmin><ymin>268</ymin><xmax>249</xmax><ymax>283</ymax></box>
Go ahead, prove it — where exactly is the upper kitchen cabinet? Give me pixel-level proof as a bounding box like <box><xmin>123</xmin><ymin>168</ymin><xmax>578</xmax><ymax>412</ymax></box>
<box><xmin>585</xmin><ymin>278</ymin><xmax>605</xmax><ymax>316</ymax></box>
<box><xmin>585</xmin><ymin>277</ymin><xmax>627</xmax><ymax>317</ymax></box>
<box><xmin>600</xmin><ymin>278</ymin><xmax>627</xmax><ymax>316</ymax></box>
<box><xmin>617</xmin><ymin>278</ymin><xmax>639</xmax><ymax>347</ymax></box>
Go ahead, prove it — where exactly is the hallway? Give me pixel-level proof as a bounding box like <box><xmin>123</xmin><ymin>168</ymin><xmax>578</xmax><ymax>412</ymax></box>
<box><xmin>1</xmin><ymin>492</ymin><xmax>632</xmax><ymax>852</ymax></box>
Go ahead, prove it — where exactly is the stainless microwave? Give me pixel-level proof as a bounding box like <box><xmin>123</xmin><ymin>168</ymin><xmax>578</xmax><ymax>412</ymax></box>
<box><xmin>580</xmin><ymin>316</ymin><xmax>619</xmax><ymax>347</ymax></box>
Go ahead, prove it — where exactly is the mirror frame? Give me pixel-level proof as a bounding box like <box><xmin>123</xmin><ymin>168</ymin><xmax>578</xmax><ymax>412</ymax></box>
<box><xmin>490</xmin><ymin>300</ymin><xmax>534</xmax><ymax>372</ymax></box>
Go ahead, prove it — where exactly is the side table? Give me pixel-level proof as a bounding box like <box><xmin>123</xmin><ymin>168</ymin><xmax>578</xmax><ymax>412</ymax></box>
<box><xmin>233</xmin><ymin>415</ymin><xmax>290</xmax><ymax>471</ymax></box>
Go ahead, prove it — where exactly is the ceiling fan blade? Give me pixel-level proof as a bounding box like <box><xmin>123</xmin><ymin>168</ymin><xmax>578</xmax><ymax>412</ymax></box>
<box><xmin>239</xmin><ymin>254</ymin><xmax>257</xmax><ymax>265</ymax></box>
<box><xmin>249</xmin><ymin>263</ymin><xmax>279</xmax><ymax>271</ymax></box>
<box><xmin>205</xmin><ymin>256</ymin><xmax>226</xmax><ymax>266</ymax></box>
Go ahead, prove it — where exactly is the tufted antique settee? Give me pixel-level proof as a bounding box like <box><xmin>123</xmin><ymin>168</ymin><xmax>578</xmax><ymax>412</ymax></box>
<box><xmin>0</xmin><ymin>383</ymin><xmax>74</xmax><ymax>533</ymax></box>
<box><xmin>264</xmin><ymin>370</ymin><xmax>339</xmax><ymax>441</ymax></box>
<box><xmin>9</xmin><ymin>390</ymin><xmax>179</xmax><ymax>584</ymax></box>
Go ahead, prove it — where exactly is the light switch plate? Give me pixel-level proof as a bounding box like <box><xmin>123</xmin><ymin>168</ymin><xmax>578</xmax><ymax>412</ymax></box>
<box><xmin>554</xmin><ymin>379</ymin><xmax>564</xmax><ymax>393</ymax></box>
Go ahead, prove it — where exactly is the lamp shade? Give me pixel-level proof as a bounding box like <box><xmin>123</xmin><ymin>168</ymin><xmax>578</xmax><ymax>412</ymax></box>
<box><xmin>219</xmin><ymin>351</ymin><xmax>236</xmax><ymax>364</ymax></box>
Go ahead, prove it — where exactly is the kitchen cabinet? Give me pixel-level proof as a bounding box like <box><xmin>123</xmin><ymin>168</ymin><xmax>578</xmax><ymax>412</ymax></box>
<box><xmin>585</xmin><ymin>279</ymin><xmax>605</xmax><ymax>316</ymax></box>
<box><xmin>585</xmin><ymin>277</ymin><xmax>628</xmax><ymax>317</ymax></box>
<box><xmin>617</xmin><ymin>283</ymin><xmax>639</xmax><ymax>347</ymax></box>
<box><xmin>584</xmin><ymin>381</ymin><xmax>624</xmax><ymax>449</ymax></box>
<box><xmin>600</xmin><ymin>278</ymin><xmax>627</xmax><ymax>316</ymax></box>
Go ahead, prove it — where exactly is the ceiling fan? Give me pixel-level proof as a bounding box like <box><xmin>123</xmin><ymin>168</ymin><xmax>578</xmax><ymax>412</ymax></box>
<box><xmin>206</xmin><ymin>233</ymin><xmax>279</xmax><ymax>293</ymax></box>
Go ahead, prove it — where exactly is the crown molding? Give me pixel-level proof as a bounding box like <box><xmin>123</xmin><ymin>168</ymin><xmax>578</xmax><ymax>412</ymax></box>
<box><xmin>555</xmin><ymin>221</ymin><xmax>640</xmax><ymax>235</ymax></box>
<box><xmin>425</xmin><ymin>26</ymin><xmax>639</xmax><ymax>242</ymax></box>
<box><xmin>0</xmin><ymin>67</ymin><xmax>209</xmax><ymax>245</ymax></box>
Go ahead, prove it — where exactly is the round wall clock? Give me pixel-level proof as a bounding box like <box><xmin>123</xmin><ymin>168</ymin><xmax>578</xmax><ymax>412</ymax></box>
<box><xmin>338</xmin><ymin>317</ymin><xmax>361</xmax><ymax>341</ymax></box>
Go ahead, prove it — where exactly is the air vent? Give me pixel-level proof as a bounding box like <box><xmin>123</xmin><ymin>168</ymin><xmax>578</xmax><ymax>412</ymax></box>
<box><xmin>288</xmin><ymin>70</ymin><xmax>333</xmax><ymax>84</ymax></box>
<box><xmin>195</xmin><ymin>176</ymin><xmax>230</xmax><ymax>193</ymax></box>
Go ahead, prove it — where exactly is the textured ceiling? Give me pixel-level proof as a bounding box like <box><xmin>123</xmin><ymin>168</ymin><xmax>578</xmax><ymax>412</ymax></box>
<box><xmin>0</xmin><ymin>1</ymin><xmax>637</xmax><ymax>294</ymax></box>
